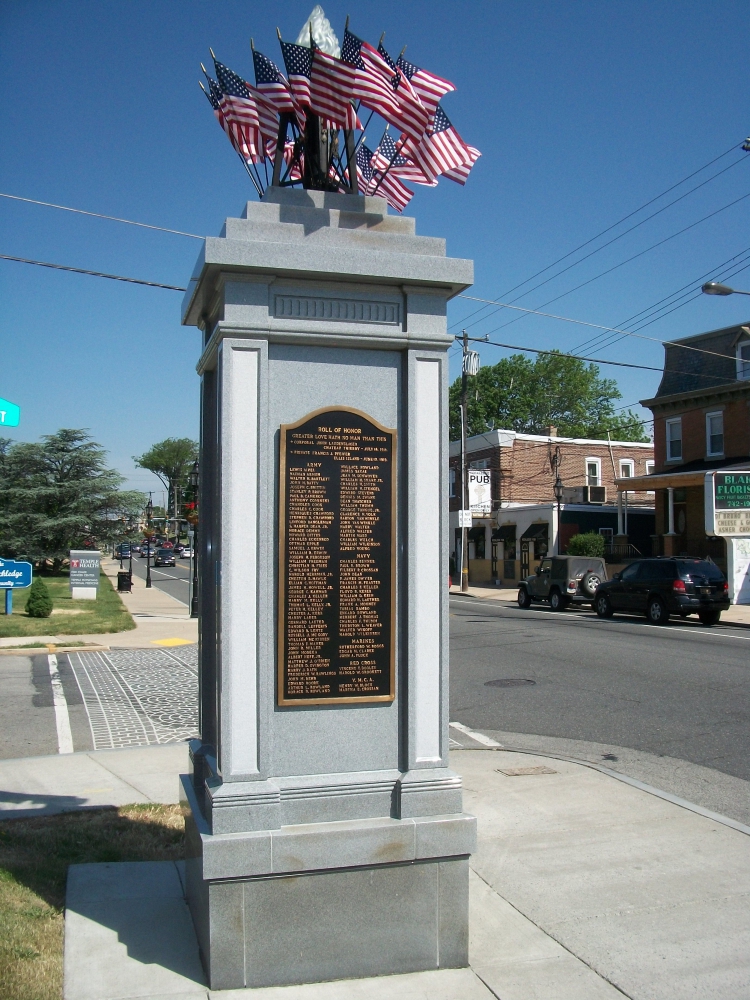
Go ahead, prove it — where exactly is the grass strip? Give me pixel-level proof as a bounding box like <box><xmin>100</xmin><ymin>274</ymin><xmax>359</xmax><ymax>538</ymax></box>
<box><xmin>0</xmin><ymin>804</ymin><xmax>184</xmax><ymax>1000</ymax></box>
<box><xmin>0</xmin><ymin>571</ymin><xmax>135</xmax><ymax>638</ymax></box>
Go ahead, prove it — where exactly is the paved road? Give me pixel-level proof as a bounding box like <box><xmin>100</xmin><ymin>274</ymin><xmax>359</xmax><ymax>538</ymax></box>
<box><xmin>449</xmin><ymin>594</ymin><xmax>750</xmax><ymax>822</ymax></box>
<box><xmin>128</xmin><ymin>554</ymin><xmax>192</xmax><ymax>607</ymax></box>
<box><xmin>0</xmin><ymin>647</ymin><xmax>198</xmax><ymax>758</ymax></box>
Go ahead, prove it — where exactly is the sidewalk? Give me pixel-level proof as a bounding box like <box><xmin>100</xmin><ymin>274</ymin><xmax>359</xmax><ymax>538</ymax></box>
<box><xmin>0</xmin><ymin>558</ymin><xmax>198</xmax><ymax>650</ymax></box>
<box><xmin>450</xmin><ymin>581</ymin><xmax>750</xmax><ymax>625</ymax></box>
<box><xmin>2</xmin><ymin>736</ymin><xmax>747</xmax><ymax>998</ymax></box>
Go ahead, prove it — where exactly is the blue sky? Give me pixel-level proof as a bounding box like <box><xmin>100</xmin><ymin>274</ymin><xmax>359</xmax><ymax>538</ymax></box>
<box><xmin>2</xmin><ymin>1</ymin><xmax>750</xmax><ymax>494</ymax></box>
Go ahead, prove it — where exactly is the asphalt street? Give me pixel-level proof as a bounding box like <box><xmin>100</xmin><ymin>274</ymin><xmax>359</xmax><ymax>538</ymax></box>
<box><xmin>127</xmin><ymin>553</ymin><xmax>192</xmax><ymax>607</ymax></box>
<box><xmin>449</xmin><ymin>594</ymin><xmax>750</xmax><ymax>820</ymax></box>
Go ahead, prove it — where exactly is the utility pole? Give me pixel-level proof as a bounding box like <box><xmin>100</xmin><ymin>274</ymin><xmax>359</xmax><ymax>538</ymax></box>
<box><xmin>460</xmin><ymin>330</ymin><xmax>469</xmax><ymax>592</ymax></box>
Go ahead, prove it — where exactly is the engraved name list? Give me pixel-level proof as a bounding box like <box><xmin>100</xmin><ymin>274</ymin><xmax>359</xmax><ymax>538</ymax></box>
<box><xmin>278</xmin><ymin>408</ymin><xmax>396</xmax><ymax>705</ymax></box>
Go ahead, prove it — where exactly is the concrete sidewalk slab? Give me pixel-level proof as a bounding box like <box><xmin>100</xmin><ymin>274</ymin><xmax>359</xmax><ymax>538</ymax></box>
<box><xmin>0</xmin><ymin>744</ymin><xmax>189</xmax><ymax>817</ymax></box>
<box><xmin>461</xmin><ymin>748</ymin><xmax>750</xmax><ymax>1000</ymax></box>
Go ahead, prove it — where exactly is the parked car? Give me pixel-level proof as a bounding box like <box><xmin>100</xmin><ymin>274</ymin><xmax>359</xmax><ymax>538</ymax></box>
<box><xmin>154</xmin><ymin>548</ymin><xmax>176</xmax><ymax>567</ymax></box>
<box><xmin>518</xmin><ymin>555</ymin><xmax>607</xmax><ymax>611</ymax></box>
<box><xmin>594</xmin><ymin>558</ymin><xmax>729</xmax><ymax>626</ymax></box>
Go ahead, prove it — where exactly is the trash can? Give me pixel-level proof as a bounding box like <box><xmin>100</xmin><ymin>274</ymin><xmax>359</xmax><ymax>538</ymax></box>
<box><xmin>117</xmin><ymin>571</ymin><xmax>132</xmax><ymax>593</ymax></box>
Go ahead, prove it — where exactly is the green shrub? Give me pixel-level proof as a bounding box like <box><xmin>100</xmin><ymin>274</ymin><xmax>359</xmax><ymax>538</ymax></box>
<box><xmin>25</xmin><ymin>578</ymin><xmax>53</xmax><ymax>618</ymax></box>
<box><xmin>566</xmin><ymin>532</ymin><xmax>605</xmax><ymax>557</ymax></box>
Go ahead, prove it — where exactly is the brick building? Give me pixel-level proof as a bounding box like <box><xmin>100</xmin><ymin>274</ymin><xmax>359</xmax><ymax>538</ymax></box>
<box><xmin>622</xmin><ymin>320</ymin><xmax>750</xmax><ymax>600</ymax></box>
<box><xmin>449</xmin><ymin>428</ymin><xmax>654</xmax><ymax>583</ymax></box>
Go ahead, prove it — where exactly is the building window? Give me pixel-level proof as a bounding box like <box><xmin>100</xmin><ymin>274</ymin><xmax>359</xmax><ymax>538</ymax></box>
<box><xmin>706</xmin><ymin>411</ymin><xmax>724</xmax><ymax>457</ymax></box>
<box><xmin>645</xmin><ymin>460</ymin><xmax>654</xmax><ymax>475</ymax></box>
<box><xmin>599</xmin><ymin>527</ymin><xmax>614</xmax><ymax>546</ymax></box>
<box><xmin>449</xmin><ymin>468</ymin><xmax>456</xmax><ymax>498</ymax></box>
<box><xmin>619</xmin><ymin>459</ymin><xmax>634</xmax><ymax>478</ymax></box>
<box><xmin>586</xmin><ymin>457</ymin><xmax>601</xmax><ymax>486</ymax></box>
<box><xmin>737</xmin><ymin>341</ymin><xmax>750</xmax><ymax>380</ymax></box>
<box><xmin>666</xmin><ymin>418</ymin><xmax>682</xmax><ymax>461</ymax></box>
<box><xmin>469</xmin><ymin>458</ymin><xmax>490</xmax><ymax>470</ymax></box>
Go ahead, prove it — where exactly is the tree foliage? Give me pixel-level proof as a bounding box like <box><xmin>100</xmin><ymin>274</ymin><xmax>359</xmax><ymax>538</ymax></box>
<box><xmin>449</xmin><ymin>352</ymin><xmax>648</xmax><ymax>442</ymax></box>
<box><xmin>0</xmin><ymin>430</ymin><xmax>145</xmax><ymax>565</ymax></box>
<box><xmin>26</xmin><ymin>577</ymin><xmax>53</xmax><ymax>617</ymax></box>
<box><xmin>133</xmin><ymin>438</ymin><xmax>198</xmax><ymax>515</ymax></box>
<box><xmin>566</xmin><ymin>532</ymin><xmax>606</xmax><ymax>557</ymax></box>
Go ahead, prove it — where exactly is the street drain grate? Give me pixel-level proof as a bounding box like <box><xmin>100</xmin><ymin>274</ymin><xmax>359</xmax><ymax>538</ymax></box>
<box><xmin>484</xmin><ymin>678</ymin><xmax>536</xmax><ymax>688</ymax></box>
<box><xmin>497</xmin><ymin>765</ymin><xmax>557</xmax><ymax>776</ymax></box>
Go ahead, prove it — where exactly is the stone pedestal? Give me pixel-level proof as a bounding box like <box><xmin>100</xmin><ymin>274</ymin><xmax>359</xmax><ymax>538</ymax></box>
<box><xmin>180</xmin><ymin>188</ymin><xmax>475</xmax><ymax>991</ymax></box>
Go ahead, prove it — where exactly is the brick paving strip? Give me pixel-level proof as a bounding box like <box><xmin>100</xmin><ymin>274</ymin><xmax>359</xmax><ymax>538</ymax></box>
<box><xmin>68</xmin><ymin>646</ymin><xmax>198</xmax><ymax>750</ymax></box>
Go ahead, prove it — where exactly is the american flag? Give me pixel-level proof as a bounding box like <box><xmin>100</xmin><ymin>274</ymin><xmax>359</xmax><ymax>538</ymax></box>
<box><xmin>213</xmin><ymin>58</ymin><xmax>270</xmax><ymax>159</ymax></box>
<box><xmin>371</xmin><ymin>130</ymin><xmax>437</xmax><ymax>186</ymax></box>
<box><xmin>357</xmin><ymin>143</ymin><xmax>413</xmax><ymax>212</ymax></box>
<box><xmin>400</xmin><ymin>104</ymin><xmax>472</xmax><ymax>180</ymax></box>
<box><xmin>396</xmin><ymin>55</ymin><xmax>455</xmax><ymax>113</ymax></box>
<box><xmin>310</xmin><ymin>44</ymin><xmax>358</xmax><ymax>130</ymax></box>
<box><xmin>376</xmin><ymin>42</ymin><xmax>430</xmax><ymax>140</ymax></box>
<box><xmin>253</xmin><ymin>48</ymin><xmax>299</xmax><ymax>121</ymax></box>
<box><xmin>342</xmin><ymin>30</ymin><xmax>427</xmax><ymax>141</ymax></box>
<box><xmin>280</xmin><ymin>40</ymin><xmax>313</xmax><ymax>110</ymax></box>
<box><xmin>443</xmin><ymin>145</ymin><xmax>481</xmax><ymax>185</ymax></box>
<box><xmin>202</xmin><ymin>75</ymin><xmax>256</xmax><ymax>163</ymax></box>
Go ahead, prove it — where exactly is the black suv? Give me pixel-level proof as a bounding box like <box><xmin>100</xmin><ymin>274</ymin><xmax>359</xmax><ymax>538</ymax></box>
<box><xmin>518</xmin><ymin>555</ymin><xmax>607</xmax><ymax>611</ymax></box>
<box><xmin>594</xmin><ymin>558</ymin><xmax>729</xmax><ymax>626</ymax></box>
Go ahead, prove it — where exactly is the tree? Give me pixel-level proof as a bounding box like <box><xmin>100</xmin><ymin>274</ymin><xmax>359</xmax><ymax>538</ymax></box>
<box><xmin>566</xmin><ymin>532</ymin><xmax>606</xmax><ymax>557</ymax></box>
<box><xmin>449</xmin><ymin>352</ymin><xmax>648</xmax><ymax>442</ymax></box>
<box><xmin>26</xmin><ymin>577</ymin><xmax>53</xmax><ymax>617</ymax></box>
<box><xmin>133</xmin><ymin>438</ymin><xmax>198</xmax><ymax>518</ymax></box>
<box><xmin>0</xmin><ymin>429</ymin><xmax>145</xmax><ymax>567</ymax></box>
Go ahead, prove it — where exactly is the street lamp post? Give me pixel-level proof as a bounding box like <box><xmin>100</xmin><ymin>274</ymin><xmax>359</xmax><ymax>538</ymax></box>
<box><xmin>554</xmin><ymin>475</ymin><xmax>564</xmax><ymax>554</ymax></box>
<box><xmin>145</xmin><ymin>497</ymin><xmax>153</xmax><ymax>589</ymax></box>
<box><xmin>701</xmin><ymin>282</ymin><xmax>750</xmax><ymax>297</ymax></box>
<box><xmin>189</xmin><ymin>460</ymin><xmax>199</xmax><ymax>619</ymax></box>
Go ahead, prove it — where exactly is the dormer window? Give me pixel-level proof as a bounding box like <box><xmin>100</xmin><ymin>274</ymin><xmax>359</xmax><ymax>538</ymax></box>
<box><xmin>737</xmin><ymin>340</ymin><xmax>750</xmax><ymax>380</ymax></box>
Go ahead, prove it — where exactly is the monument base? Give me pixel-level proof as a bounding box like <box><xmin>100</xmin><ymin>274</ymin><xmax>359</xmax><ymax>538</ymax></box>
<box><xmin>181</xmin><ymin>774</ymin><xmax>475</xmax><ymax>991</ymax></box>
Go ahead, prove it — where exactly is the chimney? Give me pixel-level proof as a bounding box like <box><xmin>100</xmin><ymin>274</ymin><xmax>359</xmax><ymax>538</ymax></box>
<box><xmin>548</xmin><ymin>425</ymin><xmax>557</xmax><ymax>437</ymax></box>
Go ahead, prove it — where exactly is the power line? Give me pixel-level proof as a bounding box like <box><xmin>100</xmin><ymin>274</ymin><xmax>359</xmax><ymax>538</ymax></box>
<box><xmin>458</xmin><ymin>332</ymin><xmax>743</xmax><ymax>387</ymax></box>
<box><xmin>450</xmin><ymin>138</ymin><xmax>748</xmax><ymax>332</ymax></box>
<box><xmin>0</xmin><ymin>254</ymin><xmax>187</xmax><ymax>291</ymax></box>
<box><xmin>481</xmin><ymin>189</ymin><xmax>750</xmax><ymax>339</ymax></box>
<box><xmin>456</xmin><ymin>295</ymin><xmax>740</xmax><ymax>364</ymax></box>
<box><xmin>0</xmin><ymin>193</ymin><xmax>204</xmax><ymax>240</ymax></box>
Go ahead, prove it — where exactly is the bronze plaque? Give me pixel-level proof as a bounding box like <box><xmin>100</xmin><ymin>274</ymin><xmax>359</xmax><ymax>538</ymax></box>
<box><xmin>278</xmin><ymin>407</ymin><xmax>396</xmax><ymax>706</ymax></box>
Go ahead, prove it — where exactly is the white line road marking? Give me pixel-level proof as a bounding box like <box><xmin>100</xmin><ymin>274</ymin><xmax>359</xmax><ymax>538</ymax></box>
<box><xmin>48</xmin><ymin>654</ymin><xmax>74</xmax><ymax>754</ymax></box>
<box><xmin>449</xmin><ymin>721</ymin><xmax>503</xmax><ymax>748</ymax></box>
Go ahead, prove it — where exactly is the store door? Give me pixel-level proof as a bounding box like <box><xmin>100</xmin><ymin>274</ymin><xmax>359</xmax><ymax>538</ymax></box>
<box><xmin>520</xmin><ymin>539</ymin><xmax>530</xmax><ymax>579</ymax></box>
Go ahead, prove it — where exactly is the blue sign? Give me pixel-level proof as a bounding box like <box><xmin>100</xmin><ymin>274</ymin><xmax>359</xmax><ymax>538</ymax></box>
<box><xmin>0</xmin><ymin>558</ymin><xmax>32</xmax><ymax>589</ymax></box>
<box><xmin>0</xmin><ymin>398</ymin><xmax>20</xmax><ymax>427</ymax></box>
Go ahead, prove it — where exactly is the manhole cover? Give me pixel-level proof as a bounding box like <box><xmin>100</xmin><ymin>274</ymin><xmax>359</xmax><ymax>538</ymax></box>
<box><xmin>484</xmin><ymin>678</ymin><xmax>536</xmax><ymax>688</ymax></box>
<box><xmin>497</xmin><ymin>765</ymin><xmax>557</xmax><ymax>776</ymax></box>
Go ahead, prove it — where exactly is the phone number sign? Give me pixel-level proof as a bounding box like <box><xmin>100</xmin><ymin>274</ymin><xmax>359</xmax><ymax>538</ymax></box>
<box><xmin>706</xmin><ymin>472</ymin><xmax>750</xmax><ymax>535</ymax></box>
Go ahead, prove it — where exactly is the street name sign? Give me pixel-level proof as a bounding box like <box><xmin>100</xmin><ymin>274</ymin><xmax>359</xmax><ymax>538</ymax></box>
<box><xmin>0</xmin><ymin>558</ymin><xmax>32</xmax><ymax>588</ymax></box>
<box><xmin>0</xmin><ymin>397</ymin><xmax>20</xmax><ymax>427</ymax></box>
<box><xmin>705</xmin><ymin>471</ymin><xmax>750</xmax><ymax>535</ymax></box>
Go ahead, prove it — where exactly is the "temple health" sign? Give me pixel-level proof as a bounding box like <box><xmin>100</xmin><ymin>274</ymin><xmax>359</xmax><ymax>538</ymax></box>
<box><xmin>705</xmin><ymin>471</ymin><xmax>750</xmax><ymax>535</ymax></box>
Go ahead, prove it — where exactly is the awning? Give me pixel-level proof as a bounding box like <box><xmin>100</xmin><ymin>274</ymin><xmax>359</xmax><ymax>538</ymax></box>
<box><xmin>615</xmin><ymin>461</ymin><xmax>750</xmax><ymax>492</ymax></box>
<box><xmin>468</xmin><ymin>526</ymin><xmax>485</xmax><ymax>540</ymax></box>
<box><xmin>521</xmin><ymin>522</ymin><xmax>549</xmax><ymax>540</ymax></box>
<box><xmin>493</xmin><ymin>524</ymin><xmax>516</xmax><ymax>540</ymax></box>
